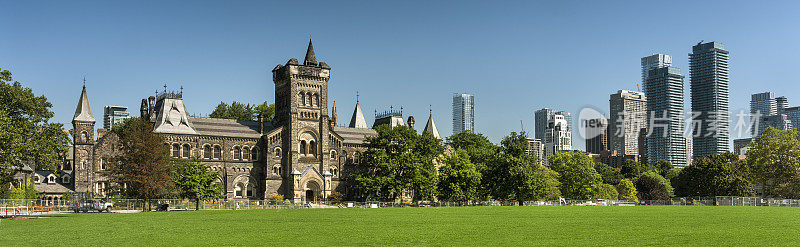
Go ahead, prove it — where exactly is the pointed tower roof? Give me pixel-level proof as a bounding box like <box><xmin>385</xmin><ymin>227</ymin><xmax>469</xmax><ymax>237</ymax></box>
<box><xmin>349</xmin><ymin>101</ymin><xmax>368</xmax><ymax>129</ymax></box>
<box><xmin>423</xmin><ymin>113</ymin><xmax>441</xmax><ymax>139</ymax></box>
<box><xmin>73</xmin><ymin>86</ymin><xmax>95</xmax><ymax>122</ymax></box>
<box><xmin>304</xmin><ymin>39</ymin><xmax>317</xmax><ymax>66</ymax></box>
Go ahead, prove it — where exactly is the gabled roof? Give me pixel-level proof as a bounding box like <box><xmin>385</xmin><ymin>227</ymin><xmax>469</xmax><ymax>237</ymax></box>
<box><xmin>349</xmin><ymin>101</ymin><xmax>368</xmax><ymax>129</ymax></box>
<box><xmin>73</xmin><ymin>86</ymin><xmax>95</xmax><ymax>122</ymax></box>
<box><xmin>423</xmin><ymin>114</ymin><xmax>441</xmax><ymax>139</ymax></box>
<box><xmin>333</xmin><ymin>126</ymin><xmax>377</xmax><ymax>145</ymax></box>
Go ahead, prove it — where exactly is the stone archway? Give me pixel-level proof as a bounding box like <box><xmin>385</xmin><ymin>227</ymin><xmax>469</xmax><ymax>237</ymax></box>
<box><xmin>305</xmin><ymin>180</ymin><xmax>321</xmax><ymax>202</ymax></box>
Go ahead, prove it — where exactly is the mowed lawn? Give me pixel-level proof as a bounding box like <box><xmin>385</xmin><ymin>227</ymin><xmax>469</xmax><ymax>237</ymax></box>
<box><xmin>2</xmin><ymin>206</ymin><xmax>800</xmax><ymax>246</ymax></box>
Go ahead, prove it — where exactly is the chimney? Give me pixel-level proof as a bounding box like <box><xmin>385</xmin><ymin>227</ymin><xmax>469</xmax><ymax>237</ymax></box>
<box><xmin>258</xmin><ymin>114</ymin><xmax>264</xmax><ymax>134</ymax></box>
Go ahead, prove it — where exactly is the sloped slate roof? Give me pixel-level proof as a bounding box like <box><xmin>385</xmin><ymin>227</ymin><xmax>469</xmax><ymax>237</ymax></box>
<box><xmin>349</xmin><ymin>102</ymin><xmax>368</xmax><ymax>128</ymax></box>
<box><xmin>334</xmin><ymin>126</ymin><xmax>377</xmax><ymax>145</ymax></box>
<box><xmin>73</xmin><ymin>86</ymin><xmax>95</xmax><ymax>122</ymax></box>
<box><xmin>190</xmin><ymin>117</ymin><xmax>270</xmax><ymax>139</ymax></box>
<box><xmin>423</xmin><ymin>114</ymin><xmax>441</xmax><ymax>139</ymax></box>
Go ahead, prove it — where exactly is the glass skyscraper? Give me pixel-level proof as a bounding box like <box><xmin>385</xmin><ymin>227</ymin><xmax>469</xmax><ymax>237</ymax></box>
<box><xmin>452</xmin><ymin>93</ymin><xmax>474</xmax><ymax>134</ymax></box>
<box><xmin>645</xmin><ymin>67</ymin><xmax>687</xmax><ymax>167</ymax></box>
<box><xmin>690</xmin><ymin>41</ymin><xmax>730</xmax><ymax>158</ymax></box>
<box><xmin>641</xmin><ymin>54</ymin><xmax>672</xmax><ymax>93</ymax></box>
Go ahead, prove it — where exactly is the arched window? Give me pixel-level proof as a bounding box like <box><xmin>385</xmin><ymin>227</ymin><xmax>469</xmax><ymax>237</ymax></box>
<box><xmin>314</xmin><ymin>93</ymin><xmax>319</xmax><ymax>106</ymax></box>
<box><xmin>309</xmin><ymin>140</ymin><xmax>316</xmax><ymax>156</ymax></box>
<box><xmin>274</xmin><ymin>147</ymin><xmax>282</xmax><ymax>158</ymax></box>
<box><xmin>213</xmin><ymin>146</ymin><xmax>222</xmax><ymax>160</ymax></box>
<box><xmin>330</xmin><ymin>150</ymin><xmax>337</xmax><ymax>160</ymax></box>
<box><xmin>273</xmin><ymin>166</ymin><xmax>278</xmax><ymax>175</ymax></box>
<box><xmin>172</xmin><ymin>144</ymin><xmax>180</xmax><ymax>158</ymax></box>
<box><xmin>81</xmin><ymin>131</ymin><xmax>89</xmax><ymax>142</ymax></box>
<box><xmin>300</xmin><ymin>140</ymin><xmax>307</xmax><ymax>155</ymax></box>
<box><xmin>306</xmin><ymin>92</ymin><xmax>313</xmax><ymax>106</ymax></box>
<box><xmin>246</xmin><ymin>183</ymin><xmax>254</xmax><ymax>197</ymax></box>
<box><xmin>233</xmin><ymin>146</ymin><xmax>242</xmax><ymax>161</ymax></box>
<box><xmin>354</xmin><ymin>152</ymin><xmax>361</xmax><ymax>164</ymax></box>
<box><xmin>234</xmin><ymin>183</ymin><xmax>245</xmax><ymax>198</ymax></box>
<box><xmin>204</xmin><ymin>145</ymin><xmax>212</xmax><ymax>160</ymax></box>
<box><xmin>182</xmin><ymin>144</ymin><xmax>190</xmax><ymax>158</ymax></box>
<box><xmin>243</xmin><ymin>147</ymin><xmax>251</xmax><ymax>161</ymax></box>
<box><xmin>299</xmin><ymin>92</ymin><xmax>305</xmax><ymax>106</ymax></box>
<box><xmin>251</xmin><ymin>147</ymin><xmax>259</xmax><ymax>161</ymax></box>
<box><xmin>100</xmin><ymin>158</ymin><xmax>106</xmax><ymax>170</ymax></box>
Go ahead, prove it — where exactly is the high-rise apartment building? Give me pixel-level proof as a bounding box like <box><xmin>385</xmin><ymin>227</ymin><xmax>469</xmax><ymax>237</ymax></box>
<box><xmin>543</xmin><ymin>112</ymin><xmax>572</xmax><ymax>165</ymax></box>
<box><xmin>535</xmin><ymin>108</ymin><xmax>556</xmax><ymax>140</ymax></box>
<box><xmin>751</xmin><ymin>92</ymin><xmax>778</xmax><ymax>118</ymax></box>
<box><xmin>584</xmin><ymin>118</ymin><xmax>608</xmax><ymax>154</ymax></box>
<box><xmin>776</xmin><ymin>96</ymin><xmax>789</xmax><ymax>114</ymax></box>
<box><xmin>785</xmin><ymin>106</ymin><xmax>800</xmax><ymax>129</ymax></box>
<box><xmin>646</xmin><ymin>67</ymin><xmax>687</xmax><ymax>167</ymax></box>
<box><xmin>609</xmin><ymin>90</ymin><xmax>647</xmax><ymax>156</ymax></box>
<box><xmin>452</xmin><ymin>93</ymin><xmax>475</xmax><ymax>134</ymax></box>
<box><xmin>750</xmin><ymin>92</ymin><xmax>790</xmax><ymax>136</ymax></box>
<box><xmin>690</xmin><ymin>41</ymin><xmax>730</xmax><ymax>158</ymax></box>
<box><xmin>103</xmin><ymin>106</ymin><xmax>130</xmax><ymax>130</ymax></box>
<box><xmin>641</xmin><ymin>54</ymin><xmax>672</xmax><ymax>93</ymax></box>
<box><xmin>525</xmin><ymin>138</ymin><xmax>544</xmax><ymax>165</ymax></box>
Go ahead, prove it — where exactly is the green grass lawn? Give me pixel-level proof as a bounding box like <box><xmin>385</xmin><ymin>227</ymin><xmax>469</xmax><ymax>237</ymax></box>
<box><xmin>1</xmin><ymin>206</ymin><xmax>799</xmax><ymax>246</ymax></box>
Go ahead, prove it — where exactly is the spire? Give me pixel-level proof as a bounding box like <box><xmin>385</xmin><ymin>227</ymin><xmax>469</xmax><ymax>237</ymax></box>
<box><xmin>423</xmin><ymin>111</ymin><xmax>441</xmax><ymax>139</ymax></box>
<box><xmin>349</xmin><ymin>100</ymin><xmax>368</xmax><ymax>129</ymax></box>
<box><xmin>331</xmin><ymin>100</ymin><xmax>338</xmax><ymax>126</ymax></box>
<box><xmin>304</xmin><ymin>39</ymin><xmax>317</xmax><ymax>66</ymax></box>
<box><xmin>73</xmin><ymin>84</ymin><xmax>95</xmax><ymax>122</ymax></box>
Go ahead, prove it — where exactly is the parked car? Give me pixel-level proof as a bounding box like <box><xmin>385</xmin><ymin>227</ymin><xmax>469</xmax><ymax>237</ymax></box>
<box><xmin>70</xmin><ymin>199</ymin><xmax>113</xmax><ymax>213</ymax></box>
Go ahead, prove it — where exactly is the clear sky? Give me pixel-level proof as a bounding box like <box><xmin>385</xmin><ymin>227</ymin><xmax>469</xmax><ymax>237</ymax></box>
<box><xmin>3</xmin><ymin>0</ymin><xmax>799</xmax><ymax>150</ymax></box>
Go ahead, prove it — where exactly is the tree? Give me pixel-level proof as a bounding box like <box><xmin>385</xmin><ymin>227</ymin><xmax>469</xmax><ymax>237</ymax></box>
<box><xmin>488</xmin><ymin>132</ymin><xmax>560</xmax><ymax>202</ymax></box>
<box><xmin>673</xmin><ymin>153</ymin><xmax>754</xmax><ymax>197</ymax></box>
<box><xmin>617</xmin><ymin>179</ymin><xmax>638</xmax><ymax>202</ymax></box>
<box><xmin>8</xmin><ymin>178</ymin><xmax>38</xmax><ymax>199</ymax></box>
<box><xmin>348</xmin><ymin>125</ymin><xmax>443</xmax><ymax>202</ymax></box>
<box><xmin>653</xmin><ymin>160</ymin><xmax>673</xmax><ymax>178</ymax></box>
<box><xmin>594</xmin><ymin>162</ymin><xmax>623</xmax><ymax>185</ymax></box>
<box><xmin>745</xmin><ymin>127</ymin><xmax>800</xmax><ymax>197</ymax></box>
<box><xmin>446</xmin><ymin>131</ymin><xmax>499</xmax><ymax>199</ymax></box>
<box><xmin>0</xmin><ymin>68</ymin><xmax>70</xmax><ymax>197</ymax></box>
<box><xmin>595</xmin><ymin>184</ymin><xmax>619</xmax><ymax>200</ymax></box>
<box><xmin>209</xmin><ymin>101</ymin><xmax>275</xmax><ymax>121</ymax></box>
<box><xmin>620</xmin><ymin>160</ymin><xmax>643</xmax><ymax>179</ymax></box>
<box><xmin>174</xmin><ymin>159</ymin><xmax>224</xmax><ymax>210</ymax></box>
<box><xmin>107</xmin><ymin>117</ymin><xmax>174</xmax><ymax>210</ymax></box>
<box><xmin>548</xmin><ymin>152</ymin><xmax>603</xmax><ymax>200</ymax></box>
<box><xmin>635</xmin><ymin>171</ymin><xmax>673</xmax><ymax>201</ymax></box>
<box><xmin>437</xmin><ymin>150</ymin><xmax>482</xmax><ymax>202</ymax></box>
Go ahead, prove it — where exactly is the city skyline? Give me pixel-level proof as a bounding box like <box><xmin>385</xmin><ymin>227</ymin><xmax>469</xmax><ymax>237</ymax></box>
<box><xmin>3</xmin><ymin>1</ymin><xmax>800</xmax><ymax>149</ymax></box>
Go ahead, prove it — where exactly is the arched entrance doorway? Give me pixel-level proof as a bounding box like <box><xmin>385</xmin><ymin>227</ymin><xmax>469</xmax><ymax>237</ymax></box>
<box><xmin>305</xmin><ymin>180</ymin><xmax>321</xmax><ymax>202</ymax></box>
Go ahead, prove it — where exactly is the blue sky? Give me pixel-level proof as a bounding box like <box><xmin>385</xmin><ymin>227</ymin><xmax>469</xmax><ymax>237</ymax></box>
<box><xmin>3</xmin><ymin>0</ymin><xmax>799</xmax><ymax>150</ymax></box>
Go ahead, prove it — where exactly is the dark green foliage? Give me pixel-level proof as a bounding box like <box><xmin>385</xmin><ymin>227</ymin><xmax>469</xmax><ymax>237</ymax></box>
<box><xmin>437</xmin><ymin>150</ymin><xmax>482</xmax><ymax>202</ymax></box>
<box><xmin>548</xmin><ymin>152</ymin><xmax>603</xmax><ymax>200</ymax></box>
<box><xmin>348</xmin><ymin>125</ymin><xmax>443</xmax><ymax>202</ymax></box>
<box><xmin>107</xmin><ymin>117</ymin><xmax>174</xmax><ymax>205</ymax></box>
<box><xmin>594</xmin><ymin>162</ymin><xmax>623</xmax><ymax>185</ymax></box>
<box><xmin>653</xmin><ymin>160</ymin><xmax>673</xmax><ymax>178</ymax></box>
<box><xmin>209</xmin><ymin>101</ymin><xmax>274</xmax><ymax>122</ymax></box>
<box><xmin>594</xmin><ymin>183</ymin><xmax>619</xmax><ymax>200</ymax></box>
<box><xmin>174</xmin><ymin>158</ymin><xmax>224</xmax><ymax>210</ymax></box>
<box><xmin>635</xmin><ymin>171</ymin><xmax>673</xmax><ymax>201</ymax></box>
<box><xmin>446</xmin><ymin>131</ymin><xmax>499</xmax><ymax>199</ymax></box>
<box><xmin>620</xmin><ymin>160</ymin><xmax>643</xmax><ymax>179</ymax></box>
<box><xmin>487</xmin><ymin>132</ymin><xmax>561</xmax><ymax>202</ymax></box>
<box><xmin>673</xmin><ymin>153</ymin><xmax>754</xmax><ymax>197</ymax></box>
<box><xmin>0</xmin><ymin>68</ymin><xmax>70</xmax><ymax>198</ymax></box>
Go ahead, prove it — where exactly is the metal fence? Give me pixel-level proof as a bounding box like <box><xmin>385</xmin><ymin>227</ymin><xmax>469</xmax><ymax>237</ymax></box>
<box><xmin>4</xmin><ymin>196</ymin><xmax>800</xmax><ymax>217</ymax></box>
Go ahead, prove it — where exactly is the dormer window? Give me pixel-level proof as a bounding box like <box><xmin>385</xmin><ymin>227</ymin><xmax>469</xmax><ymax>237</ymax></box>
<box><xmin>47</xmin><ymin>175</ymin><xmax>56</xmax><ymax>184</ymax></box>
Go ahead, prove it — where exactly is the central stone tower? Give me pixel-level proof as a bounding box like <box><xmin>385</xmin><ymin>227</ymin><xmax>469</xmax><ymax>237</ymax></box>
<box><xmin>271</xmin><ymin>40</ymin><xmax>337</xmax><ymax>202</ymax></box>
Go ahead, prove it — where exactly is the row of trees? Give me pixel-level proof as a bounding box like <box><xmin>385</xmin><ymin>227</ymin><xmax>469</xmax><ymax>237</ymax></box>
<box><xmin>209</xmin><ymin>101</ymin><xmax>274</xmax><ymax>122</ymax></box>
<box><xmin>346</xmin><ymin>127</ymin><xmax>678</xmax><ymax>203</ymax></box>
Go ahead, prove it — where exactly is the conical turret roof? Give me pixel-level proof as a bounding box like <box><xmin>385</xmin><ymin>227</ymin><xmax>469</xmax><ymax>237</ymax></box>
<box><xmin>73</xmin><ymin>86</ymin><xmax>95</xmax><ymax>122</ymax></box>
<box><xmin>349</xmin><ymin>101</ymin><xmax>368</xmax><ymax>129</ymax></box>
<box><xmin>423</xmin><ymin>113</ymin><xmax>440</xmax><ymax>139</ymax></box>
<box><xmin>304</xmin><ymin>39</ymin><xmax>317</xmax><ymax>66</ymax></box>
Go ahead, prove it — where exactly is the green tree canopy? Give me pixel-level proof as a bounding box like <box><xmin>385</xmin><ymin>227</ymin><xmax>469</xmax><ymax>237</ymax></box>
<box><xmin>446</xmin><ymin>131</ymin><xmax>499</xmax><ymax>199</ymax></box>
<box><xmin>487</xmin><ymin>132</ymin><xmax>561</xmax><ymax>202</ymax></box>
<box><xmin>437</xmin><ymin>150</ymin><xmax>482</xmax><ymax>202</ymax></box>
<box><xmin>548</xmin><ymin>152</ymin><xmax>603</xmax><ymax>200</ymax></box>
<box><xmin>635</xmin><ymin>171</ymin><xmax>673</xmax><ymax>201</ymax></box>
<box><xmin>673</xmin><ymin>153</ymin><xmax>754</xmax><ymax>197</ymax></box>
<box><xmin>348</xmin><ymin>125</ymin><xmax>443</xmax><ymax>202</ymax></box>
<box><xmin>594</xmin><ymin>162</ymin><xmax>623</xmax><ymax>185</ymax></box>
<box><xmin>209</xmin><ymin>101</ymin><xmax>274</xmax><ymax>122</ymax></box>
<box><xmin>1</xmin><ymin>69</ymin><xmax>70</xmax><ymax>198</ymax></box>
<box><xmin>745</xmin><ymin>127</ymin><xmax>800</xmax><ymax>197</ymax></box>
<box><xmin>620</xmin><ymin>160</ymin><xmax>643</xmax><ymax>179</ymax></box>
<box><xmin>616</xmin><ymin>179</ymin><xmax>638</xmax><ymax>202</ymax></box>
<box><xmin>174</xmin><ymin>158</ymin><xmax>224</xmax><ymax>210</ymax></box>
<box><xmin>595</xmin><ymin>184</ymin><xmax>619</xmax><ymax>200</ymax></box>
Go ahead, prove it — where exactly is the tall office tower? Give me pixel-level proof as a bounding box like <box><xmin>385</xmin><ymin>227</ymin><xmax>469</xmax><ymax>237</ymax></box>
<box><xmin>609</xmin><ymin>90</ymin><xmax>647</xmax><ymax>156</ymax></box>
<box><xmin>750</xmin><ymin>92</ymin><xmax>778</xmax><ymax>136</ymax></box>
<box><xmin>757</xmin><ymin>114</ymin><xmax>792</xmax><ymax>136</ymax></box>
<box><xmin>584</xmin><ymin>118</ymin><xmax>608</xmax><ymax>154</ymax></box>
<box><xmin>785</xmin><ymin>106</ymin><xmax>800</xmax><ymax>129</ymax></box>
<box><xmin>525</xmin><ymin>138</ymin><xmax>544</xmax><ymax>165</ymax></box>
<box><xmin>544</xmin><ymin>112</ymin><xmax>572</xmax><ymax>165</ymax></box>
<box><xmin>685</xmin><ymin>137</ymin><xmax>693</xmax><ymax>166</ymax></box>
<box><xmin>690</xmin><ymin>41</ymin><xmax>730</xmax><ymax>158</ymax></box>
<box><xmin>645</xmin><ymin>67</ymin><xmax>687</xmax><ymax>167</ymax></box>
<box><xmin>535</xmin><ymin>108</ymin><xmax>555</xmax><ymax>140</ymax></box>
<box><xmin>557</xmin><ymin>110</ymin><xmax>573</xmax><ymax>134</ymax></box>
<box><xmin>103</xmin><ymin>106</ymin><xmax>130</xmax><ymax>129</ymax></box>
<box><xmin>641</xmin><ymin>54</ymin><xmax>672</xmax><ymax>92</ymax></box>
<box><xmin>776</xmin><ymin>96</ymin><xmax>789</xmax><ymax>114</ymax></box>
<box><xmin>452</xmin><ymin>93</ymin><xmax>475</xmax><ymax>134</ymax></box>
